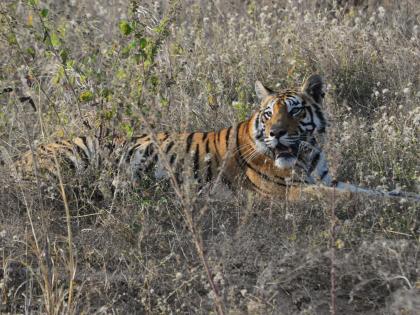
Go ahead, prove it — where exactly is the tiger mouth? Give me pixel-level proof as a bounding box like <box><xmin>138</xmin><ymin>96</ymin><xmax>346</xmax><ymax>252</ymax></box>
<box><xmin>272</xmin><ymin>146</ymin><xmax>299</xmax><ymax>169</ymax></box>
<box><xmin>271</xmin><ymin>143</ymin><xmax>299</xmax><ymax>160</ymax></box>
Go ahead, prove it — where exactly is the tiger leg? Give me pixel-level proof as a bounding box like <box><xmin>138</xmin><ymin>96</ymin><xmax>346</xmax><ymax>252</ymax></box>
<box><xmin>285</xmin><ymin>182</ymin><xmax>420</xmax><ymax>202</ymax></box>
<box><xmin>285</xmin><ymin>184</ymin><xmax>353</xmax><ymax>202</ymax></box>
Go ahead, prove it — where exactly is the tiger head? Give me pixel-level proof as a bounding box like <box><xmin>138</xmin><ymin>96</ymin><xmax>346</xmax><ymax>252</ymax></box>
<box><xmin>253</xmin><ymin>75</ymin><xmax>327</xmax><ymax>169</ymax></box>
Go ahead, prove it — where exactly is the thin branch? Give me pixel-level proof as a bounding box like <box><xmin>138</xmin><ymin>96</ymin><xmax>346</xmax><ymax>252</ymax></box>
<box><xmin>329</xmin><ymin>186</ymin><xmax>337</xmax><ymax>315</ymax></box>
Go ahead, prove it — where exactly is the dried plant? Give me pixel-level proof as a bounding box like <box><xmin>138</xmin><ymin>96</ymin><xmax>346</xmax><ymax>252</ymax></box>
<box><xmin>0</xmin><ymin>0</ymin><xmax>419</xmax><ymax>314</ymax></box>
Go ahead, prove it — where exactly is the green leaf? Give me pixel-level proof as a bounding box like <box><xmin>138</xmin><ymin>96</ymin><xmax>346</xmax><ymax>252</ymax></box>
<box><xmin>7</xmin><ymin>34</ymin><xmax>17</xmax><ymax>45</ymax></box>
<box><xmin>28</xmin><ymin>0</ymin><xmax>39</xmax><ymax>6</ymax></box>
<box><xmin>40</xmin><ymin>8</ymin><xmax>49</xmax><ymax>18</ymax></box>
<box><xmin>79</xmin><ymin>90</ymin><xmax>94</xmax><ymax>102</ymax></box>
<box><xmin>50</xmin><ymin>32</ymin><xmax>61</xmax><ymax>48</ymax></box>
<box><xmin>129</xmin><ymin>40</ymin><xmax>137</xmax><ymax>49</ymax></box>
<box><xmin>59</xmin><ymin>49</ymin><xmax>68</xmax><ymax>63</ymax></box>
<box><xmin>154</xmin><ymin>17</ymin><xmax>169</xmax><ymax>35</ymax></box>
<box><xmin>160</xmin><ymin>98</ymin><xmax>169</xmax><ymax>107</ymax></box>
<box><xmin>118</xmin><ymin>20</ymin><xmax>132</xmax><ymax>36</ymax></box>
<box><xmin>121</xmin><ymin>122</ymin><xmax>133</xmax><ymax>137</ymax></box>
<box><xmin>103</xmin><ymin>109</ymin><xmax>115</xmax><ymax>120</ymax></box>
<box><xmin>26</xmin><ymin>47</ymin><xmax>36</xmax><ymax>58</ymax></box>
<box><xmin>66</xmin><ymin>59</ymin><xmax>75</xmax><ymax>68</ymax></box>
<box><xmin>53</xmin><ymin>66</ymin><xmax>65</xmax><ymax>84</ymax></box>
<box><xmin>101</xmin><ymin>89</ymin><xmax>113</xmax><ymax>100</ymax></box>
<box><xmin>79</xmin><ymin>75</ymin><xmax>87</xmax><ymax>84</ymax></box>
<box><xmin>139</xmin><ymin>38</ymin><xmax>147</xmax><ymax>49</ymax></box>
<box><xmin>144</xmin><ymin>59</ymin><xmax>152</xmax><ymax>71</ymax></box>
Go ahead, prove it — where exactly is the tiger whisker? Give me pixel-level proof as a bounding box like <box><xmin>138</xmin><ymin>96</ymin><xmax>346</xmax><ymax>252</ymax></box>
<box><xmin>231</xmin><ymin>143</ymin><xmax>253</xmax><ymax>155</ymax></box>
<box><xmin>239</xmin><ymin>145</ymin><xmax>263</xmax><ymax>165</ymax></box>
<box><xmin>240</xmin><ymin>146</ymin><xmax>257</xmax><ymax>159</ymax></box>
<box><xmin>243</xmin><ymin>150</ymin><xmax>260</xmax><ymax>165</ymax></box>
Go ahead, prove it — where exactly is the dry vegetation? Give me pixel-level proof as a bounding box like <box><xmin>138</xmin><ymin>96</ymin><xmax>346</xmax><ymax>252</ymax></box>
<box><xmin>0</xmin><ymin>0</ymin><xmax>419</xmax><ymax>314</ymax></box>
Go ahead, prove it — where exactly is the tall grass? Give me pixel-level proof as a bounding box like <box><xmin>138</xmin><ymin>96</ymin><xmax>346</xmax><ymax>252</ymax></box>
<box><xmin>0</xmin><ymin>0</ymin><xmax>419</xmax><ymax>313</ymax></box>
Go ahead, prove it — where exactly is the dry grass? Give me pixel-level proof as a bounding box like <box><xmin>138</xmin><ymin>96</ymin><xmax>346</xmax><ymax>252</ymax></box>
<box><xmin>0</xmin><ymin>0</ymin><xmax>419</xmax><ymax>314</ymax></box>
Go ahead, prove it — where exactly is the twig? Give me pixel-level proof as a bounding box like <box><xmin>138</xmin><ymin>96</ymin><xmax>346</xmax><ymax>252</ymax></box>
<box><xmin>53</xmin><ymin>152</ymin><xmax>76</xmax><ymax>314</ymax></box>
<box><xmin>329</xmin><ymin>185</ymin><xmax>337</xmax><ymax>315</ymax></box>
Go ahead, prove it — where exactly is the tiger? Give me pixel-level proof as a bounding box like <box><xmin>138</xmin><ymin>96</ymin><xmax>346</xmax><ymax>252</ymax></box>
<box><xmin>8</xmin><ymin>75</ymin><xmax>333</xmax><ymax>201</ymax></box>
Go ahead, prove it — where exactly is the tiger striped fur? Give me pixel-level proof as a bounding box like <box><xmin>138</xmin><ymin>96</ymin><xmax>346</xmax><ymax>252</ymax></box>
<box><xmin>10</xmin><ymin>75</ymin><xmax>332</xmax><ymax>201</ymax></box>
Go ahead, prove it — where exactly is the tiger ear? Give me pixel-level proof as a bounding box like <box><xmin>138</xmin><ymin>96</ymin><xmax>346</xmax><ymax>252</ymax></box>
<box><xmin>255</xmin><ymin>81</ymin><xmax>275</xmax><ymax>100</ymax></box>
<box><xmin>302</xmin><ymin>75</ymin><xmax>325</xmax><ymax>103</ymax></box>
